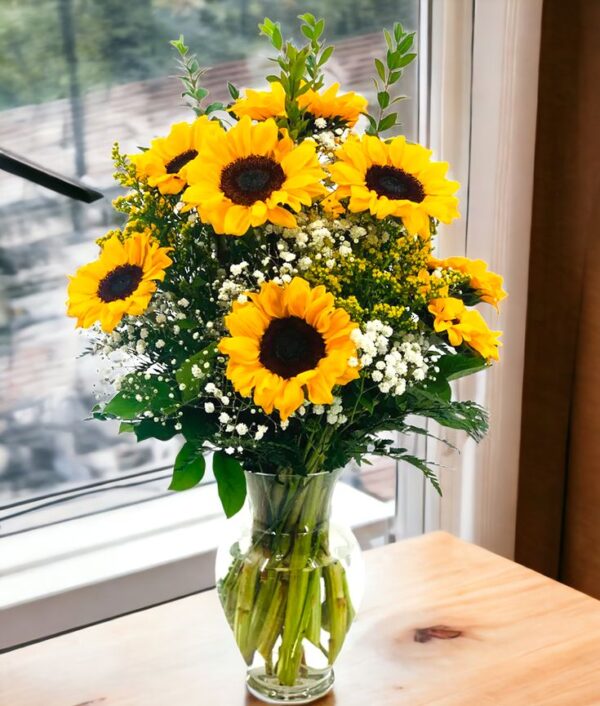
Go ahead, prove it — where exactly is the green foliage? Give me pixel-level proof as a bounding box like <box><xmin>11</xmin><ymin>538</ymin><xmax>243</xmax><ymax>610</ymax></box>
<box><xmin>298</xmin><ymin>13</ymin><xmax>334</xmax><ymax>91</ymax></box>
<box><xmin>366</xmin><ymin>22</ymin><xmax>416</xmax><ymax>135</ymax></box>
<box><xmin>102</xmin><ymin>373</ymin><xmax>179</xmax><ymax>420</ymax></box>
<box><xmin>169</xmin><ymin>442</ymin><xmax>206</xmax><ymax>490</ymax></box>
<box><xmin>406</xmin><ymin>390</ymin><xmax>489</xmax><ymax>443</ymax></box>
<box><xmin>213</xmin><ymin>451</ymin><xmax>247</xmax><ymax>518</ymax></box>
<box><xmin>260</xmin><ymin>16</ymin><xmax>311</xmax><ymax>139</ymax></box>
<box><xmin>175</xmin><ymin>343</ymin><xmax>218</xmax><ymax>403</ymax></box>
<box><xmin>171</xmin><ymin>35</ymin><xmax>222</xmax><ymax>116</ymax></box>
<box><xmin>134</xmin><ymin>418</ymin><xmax>178</xmax><ymax>442</ymax></box>
<box><xmin>257</xmin><ymin>14</ymin><xmax>336</xmax><ymax>138</ymax></box>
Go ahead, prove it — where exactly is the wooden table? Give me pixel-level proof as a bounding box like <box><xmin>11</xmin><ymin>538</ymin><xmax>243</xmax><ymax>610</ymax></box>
<box><xmin>2</xmin><ymin>531</ymin><xmax>600</xmax><ymax>705</ymax></box>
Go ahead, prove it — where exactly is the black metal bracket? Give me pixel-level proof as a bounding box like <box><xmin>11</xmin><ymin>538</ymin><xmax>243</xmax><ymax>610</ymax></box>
<box><xmin>0</xmin><ymin>147</ymin><xmax>104</xmax><ymax>203</ymax></box>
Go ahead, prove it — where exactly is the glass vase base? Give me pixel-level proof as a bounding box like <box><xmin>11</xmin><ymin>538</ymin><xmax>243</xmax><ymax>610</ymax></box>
<box><xmin>246</xmin><ymin>666</ymin><xmax>334</xmax><ymax>704</ymax></box>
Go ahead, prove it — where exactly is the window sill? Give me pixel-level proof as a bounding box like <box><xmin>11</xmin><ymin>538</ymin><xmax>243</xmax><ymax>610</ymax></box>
<box><xmin>0</xmin><ymin>482</ymin><xmax>392</xmax><ymax>651</ymax></box>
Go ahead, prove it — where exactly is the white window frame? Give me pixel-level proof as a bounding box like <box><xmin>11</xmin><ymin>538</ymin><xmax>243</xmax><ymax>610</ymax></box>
<box><xmin>0</xmin><ymin>0</ymin><xmax>543</xmax><ymax>650</ymax></box>
<box><xmin>417</xmin><ymin>0</ymin><xmax>543</xmax><ymax>558</ymax></box>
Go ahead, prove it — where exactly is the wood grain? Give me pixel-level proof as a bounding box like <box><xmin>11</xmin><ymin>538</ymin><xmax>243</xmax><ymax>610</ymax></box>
<box><xmin>1</xmin><ymin>532</ymin><xmax>600</xmax><ymax>705</ymax></box>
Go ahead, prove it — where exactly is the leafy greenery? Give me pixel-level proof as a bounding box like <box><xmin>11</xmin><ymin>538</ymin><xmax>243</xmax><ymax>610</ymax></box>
<box><xmin>366</xmin><ymin>22</ymin><xmax>416</xmax><ymax>135</ymax></box>
<box><xmin>170</xmin><ymin>36</ymin><xmax>215</xmax><ymax>116</ymax></box>
<box><xmin>169</xmin><ymin>441</ymin><xmax>206</xmax><ymax>490</ymax></box>
<box><xmin>102</xmin><ymin>374</ymin><xmax>179</xmax><ymax>420</ymax></box>
<box><xmin>66</xmin><ymin>9</ymin><xmax>498</xmax><ymax>520</ymax></box>
<box><xmin>213</xmin><ymin>451</ymin><xmax>247</xmax><ymax>517</ymax></box>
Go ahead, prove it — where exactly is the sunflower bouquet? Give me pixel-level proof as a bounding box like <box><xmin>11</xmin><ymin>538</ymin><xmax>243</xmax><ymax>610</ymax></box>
<box><xmin>66</xmin><ymin>15</ymin><xmax>504</xmax><ymax>702</ymax></box>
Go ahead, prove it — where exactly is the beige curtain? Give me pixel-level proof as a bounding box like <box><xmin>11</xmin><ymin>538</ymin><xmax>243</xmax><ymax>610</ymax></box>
<box><xmin>515</xmin><ymin>0</ymin><xmax>600</xmax><ymax>596</ymax></box>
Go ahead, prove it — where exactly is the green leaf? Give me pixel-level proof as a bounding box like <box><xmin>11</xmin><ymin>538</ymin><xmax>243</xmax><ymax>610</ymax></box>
<box><xmin>388</xmin><ymin>70</ymin><xmax>403</xmax><ymax>84</ymax></box>
<box><xmin>134</xmin><ymin>418</ymin><xmax>178</xmax><ymax>442</ymax></box>
<box><xmin>408</xmin><ymin>391</ymin><xmax>489</xmax><ymax>442</ymax></box>
<box><xmin>375</xmin><ymin>58</ymin><xmax>386</xmax><ymax>81</ymax></box>
<box><xmin>169</xmin><ymin>442</ymin><xmax>206</xmax><ymax>491</ymax></box>
<box><xmin>170</xmin><ymin>35</ymin><xmax>188</xmax><ymax>55</ymax></box>
<box><xmin>423</xmin><ymin>374</ymin><xmax>452</xmax><ymax>402</ymax></box>
<box><xmin>377</xmin><ymin>91</ymin><xmax>390</xmax><ymax>109</ymax></box>
<box><xmin>180</xmin><ymin>407</ymin><xmax>216</xmax><ymax>443</ymax></box>
<box><xmin>398</xmin><ymin>454</ymin><xmax>442</xmax><ymax>495</ymax></box>
<box><xmin>384</xmin><ymin>28</ymin><xmax>393</xmax><ymax>50</ymax></box>
<box><xmin>359</xmin><ymin>396</ymin><xmax>376</xmax><ymax>414</ymax></box>
<box><xmin>119</xmin><ymin>422</ymin><xmax>135</xmax><ymax>434</ymax></box>
<box><xmin>213</xmin><ymin>451</ymin><xmax>247</xmax><ymax>518</ymax></box>
<box><xmin>397</xmin><ymin>53</ymin><xmax>417</xmax><ymax>68</ymax></box>
<box><xmin>103</xmin><ymin>375</ymin><xmax>177</xmax><ymax>419</ymax></box>
<box><xmin>393</xmin><ymin>22</ymin><xmax>405</xmax><ymax>42</ymax></box>
<box><xmin>318</xmin><ymin>45</ymin><xmax>334</xmax><ymax>66</ymax></box>
<box><xmin>175</xmin><ymin>343</ymin><xmax>217</xmax><ymax>403</ymax></box>
<box><xmin>396</xmin><ymin>33</ymin><xmax>415</xmax><ymax>54</ymax></box>
<box><xmin>227</xmin><ymin>82</ymin><xmax>239</xmax><ymax>99</ymax></box>
<box><xmin>272</xmin><ymin>26</ymin><xmax>283</xmax><ymax>50</ymax></box>
<box><xmin>301</xmin><ymin>24</ymin><xmax>313</xmax><ymax>40</ymax></box>
<box><xmin>364</xmin><ymin>113</ymin><xmax>378</xmax><ymax>135</ymax></box>
<box><xmin>204</xmin><ymin>101</ymin><xmax>223</xmax><ymax>114</ymax></box>
<box><xmin>436</xmin><ymin>353</ymin><xmax>489</xmax><ymax>382</ymax></box>
<box><xmin>194</xmin><ymin>87</ymin><xmax>208</xmax><ymax>100</ymax></box>
<box><xmin>378</xmin><ymin>113</ymin><xmax>398</xmax><ymax>132</ymax></box>
<box><xmin>298</xmin><ymin>12</ymin><xmax>316</xmax><ymax>26</ymax></box>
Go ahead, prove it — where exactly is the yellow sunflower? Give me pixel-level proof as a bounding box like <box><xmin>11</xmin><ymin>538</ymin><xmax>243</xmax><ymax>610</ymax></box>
<box><xmin>428</xmin><ymin>297</ymin><xmax>502</xmax><ymax>361</ymax></box>
<box><xmin>218</xmin><ymin>277</ymin><xmax>359</xmax><ymax>420</ymax></box>
<box><xmin>67</xmin><ymin>232</ymin><xmax>172</xmax><ymax>333</ymax></box>
<box><xmin>328</xmin><ymin>134</ymin><xmax>460</xmax><ymax>237</ymax></box>
<box><xmin>298</xmin><ymin>83</ymin><xmax>367</xmax><ymax>128</ymax></box>
<box><xmin>230</xmin><ymin>82</ymin><xmax>286</xmax><ymax>121</ymax></box>
<box><xmin>183</xmin><ymin>117</ymin><xmax>326</xmax><ymax>236</ymax></box>
<box><xmin>428</xmin><ymin>256</ymin><xmax>507</xmax><ymax>308</ymax></box>
<box><xmin>130</xmin><ymin>116</ymin><xmax>219</xmax><ymax>195</ymax></box>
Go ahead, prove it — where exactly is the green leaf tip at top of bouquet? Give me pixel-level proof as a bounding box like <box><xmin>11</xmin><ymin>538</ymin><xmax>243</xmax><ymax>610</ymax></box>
<box><xmin>68</xmin><ymin>13</ymin><xmax>505</xmax><ymax>518</ymax></box>
<box><xmin>366</xmin><ymin>21</ymin><xmax>417</xmax><ymax>135</ymax></box>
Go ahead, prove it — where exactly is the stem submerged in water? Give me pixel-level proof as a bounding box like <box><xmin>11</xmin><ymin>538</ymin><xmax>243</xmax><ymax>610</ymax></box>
<box><xmin>217</xmin><ymin>470</ymin><xmax>356</xmax><ymax>688</ymax></box>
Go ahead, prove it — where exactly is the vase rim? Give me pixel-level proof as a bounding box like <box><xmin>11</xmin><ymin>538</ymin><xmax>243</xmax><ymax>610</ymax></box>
<box><xmin>244</xmin><ymin>469</ymin><xmax>342</xmax><ymax>480</ymax></box>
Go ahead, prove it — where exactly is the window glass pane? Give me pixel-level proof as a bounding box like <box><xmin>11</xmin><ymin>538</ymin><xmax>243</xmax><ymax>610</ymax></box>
<box><xmin>0</xmin><ymin>0</ymin><xmax>418</xmax><ymax>525</ymax></box>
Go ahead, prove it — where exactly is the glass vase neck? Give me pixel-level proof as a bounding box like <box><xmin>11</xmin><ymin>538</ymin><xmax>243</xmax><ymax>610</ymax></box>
<box><xmin>245</xmin><ymin>469</ymin><xmax>342</xmax><ymax>535</ymax></box>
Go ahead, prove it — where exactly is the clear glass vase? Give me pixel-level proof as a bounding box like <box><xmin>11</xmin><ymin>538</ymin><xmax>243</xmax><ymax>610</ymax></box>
<box><xmin>215</xmin><ymin>469</ymin><xmax>364</xmax><ymax>704</ymax></box>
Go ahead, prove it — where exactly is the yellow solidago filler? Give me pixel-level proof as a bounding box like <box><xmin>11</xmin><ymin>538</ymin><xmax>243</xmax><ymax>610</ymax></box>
<box><xmin>218</xmin><ymin>277</ymin><xmax>359</xmax><ymax>420</ymax></box>
<box><xmin>67</xmin><ymin>232</ymin><xmax>172</xmax><ymax>333</ymax></box>
<box><xmin>298</xmin><ymin>83</ymin><xmax>367</xmax><ymax>127</ymax></box>
<box><xmin>129</xmin><ymin>116</ymin><xmax>219</xmax><ymax>195</ymax></box>
<box><xmin>429</xmin><ymin>256</ymin><xmax>507</xmax><ymax>308</ymax></box>
<box><xmin>183</xmin><ymin>117</ymin><xmax>326</xmax><ymax>236</ymax></box>
<box><xmin>230</xmin><ymin>82</ymin><xmax>286</xmax><ymax>121</ymax></box>
<box><xmin>328</xmin><ymin>134</ymin><xmax>460</xmax><ymax>237</ymax></box>
<box><xmin>428</xmin><ymin>297</ymin><xmax>502</xmax><ymax>361</ymax></box>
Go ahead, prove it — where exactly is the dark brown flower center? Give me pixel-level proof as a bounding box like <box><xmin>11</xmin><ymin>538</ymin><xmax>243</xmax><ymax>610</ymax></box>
<box><xmin>220</xmin><ymin>155</ymin><xmax>285</xmax><ymax>206</ymax></box>
<box><xmin>365</xmin><ymin>165</ymin><xmax>425</xmax><ymax>202</ymax></box>
<box><xmin>97</xmin><ymin>264</ymin><xmax>144</xmax><ymax>302</ymax></box>
<box><xmin>259</xmin><ymin>316</ymin><xmax>326</xmax><ymax>379</ymax></box>
<box><xmin>165</xmin><ymin>149</ymin><xmax>198</xmax><ymax>174</ymax></box>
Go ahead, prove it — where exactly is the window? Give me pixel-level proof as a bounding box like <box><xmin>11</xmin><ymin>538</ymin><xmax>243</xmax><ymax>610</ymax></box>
<box><xmin>0</xmin><ymin>1</ymin><xmax>419</xmax><ymax>535</ymax></box>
